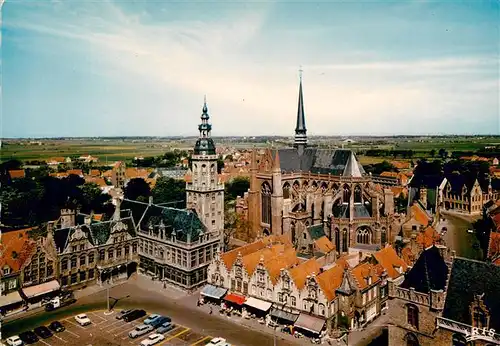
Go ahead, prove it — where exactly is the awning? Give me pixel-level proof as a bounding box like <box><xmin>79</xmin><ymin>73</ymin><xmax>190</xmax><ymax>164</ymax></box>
<box><xmin>270</xmin><ymin>308</ymin><xmax>299</xmax><ymax>323</ymax></box>
<box><xmin>244</xmin><ymin>297</ymin><xmax>272</xmax><ymax>312</ymax></box>
<box><xmin>224</xmin><ymin>293</ymin><xmax>246</xmax><ymax>305</ymax></box>
<box><xmin>0</xmin><ymin>291</ymin><xmax>23</xmax><ymax>307</ymax></box>
<box><xmin>22</xmin><ymin>280</ymin><xmax>60</xmax><ymax>299</ymax></box>
<box><xmin>200</xmin><ymin>284</ymin><xmax>227</xmax><ymax>300</ymax></box>
<box><xmin>294</xmin><ymin>313</ymin><xmax>325</xmax><ymax>334</ymax></box>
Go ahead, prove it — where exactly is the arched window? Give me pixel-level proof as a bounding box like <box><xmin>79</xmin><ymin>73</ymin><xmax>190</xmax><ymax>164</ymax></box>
<box><xmin>343</xmin><ymin>185</ymin><xmax>351</xmax><ymax>203</ymax></box>
<box><xmin>405</xmin><ymin>332</ymin><xmax>419</xmax><ymax>346</ymax></box>
<box><xmin>335</xmin><ymin>228</ymin><xmax>340</xmax><ymax>252</ymax></box>
<box><xmin>342</xmin><ymin>229</ymin><xmax>348</xmax><ymax>252</ymax></box>
<box><xmin>407</xmin><ymin>304</ymin><xmax>419</xmax><ymax>329</ymax></box>
<box><xmin>291</xmin><ymin>223</ymin><xmax>296</xmax><ymax>243</ymax></box>
<box><xmin>354</xmin><ymin>185</ymin><xmax>362</xmax><ymax>203</ymax></box>
<box><xmin>381</xmin><ymin>228</ymin><xmax>387</xmax><ymax>244</ymax></box>
<box><xmin>473</xmin><ymin>307</ymin><xmax>486</xmax><ymax>328</ymax></box>
<box><xmin>451</xmin><ymin>333</ymin><xmax>467</xmax><ymax>346</ymax></box>
<box><xmin>357</xmin><ymin>228</ymin><xmax>371</xmax><ymax>244</ymax></box>
<box><xmin>283</xmin><ymin>183</ymin><xmax>291</xmax><ymax>199</ymax></box>
<box><xmin>303</xmin><ymin>232</ymin><xmax>307</xmax><ymax>240</ymax></box>
<box><xmin>261</xmin><ymin>182</ymin><xmax>272</xmax><ymax>224</ymax></box>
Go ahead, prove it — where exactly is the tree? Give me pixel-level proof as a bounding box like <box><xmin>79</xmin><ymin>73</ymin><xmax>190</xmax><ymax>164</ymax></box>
<box><xmin>430</xmin><ymin>149</ymin><xmax>436</xmax><ymax>157</ymax></box>
<box><xmin>438</xmin><ymin>148</ymin><xmax>448</xmax><ymax>159</ymax></box>
<box><xmin>225</xmin><ymin>176</ymin><xmax>250</xmax><ymax>202</ymax></box>
<box><xmin>124</xmin><ymin>178</ymin><xmax>151</xmax><ymax>201</ymax></box>
<box><xmin>80</xmin><ymin>183</ymin><xmax>111</xmax><ymax>213</ymax></box>
<box><xmin>152</xmin><ymin>177</ymin><xmax>185</xmax><ymax>207</ymax></box>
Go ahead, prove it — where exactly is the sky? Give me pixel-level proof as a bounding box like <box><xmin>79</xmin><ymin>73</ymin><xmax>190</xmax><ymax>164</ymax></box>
<box><xmin>2</xmin><ymin>0</ymin><xmax>499</xmax><ymax>138</ymax></box>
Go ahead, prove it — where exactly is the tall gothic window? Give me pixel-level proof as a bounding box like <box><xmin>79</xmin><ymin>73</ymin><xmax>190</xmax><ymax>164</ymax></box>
<box><xmin>342</xmin><ymin>229</ymin><xmax>348</xmax><ymax>252</ymax></box>
<box><xmin>283</xmin><ymin>183</ymin><xmax>291</xmax><ymax>199</ymax></box>
<box><xmin>407</xmin><ymin>304</ymin><xmax>419</xmax><ymax>329</ymax></box>
<box><xmin>261</xmin><ymin>182</ymin><xmax>272</xmax><ymax>224</ymax></box>
<box><xmin>357</xmin><ymin>228</ymin><xmax>371</xmax><ymax>244</ymax></box>
<box><xmin>343</xmin><ymin>185</ymin><xmax>351</xmax><ymax>203</ymax></box>
<box><xmin>335</xmin><ymin>228</ymin><xmax>340</xmax><ymax>252</ymax></box>
<box><xmin>381</xmin><ymin>228</ymin><xmax>387</xmax><ymax>244</ymax></box>
<box><xmin>291</xmin><ymin>223</ymin><xmax>296</xmax><ymax>243</ymax></box>
<box><xmin>354</xmin><ymin>185</ymin><xmax>362</xmax><ymax>203</ymax></box>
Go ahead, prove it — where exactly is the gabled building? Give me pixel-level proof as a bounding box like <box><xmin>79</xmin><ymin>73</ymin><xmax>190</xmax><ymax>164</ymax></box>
<box><xmin>440</xmin><ymin>175</ymin><xmax>497</xmax><ymax>215</ymax></box>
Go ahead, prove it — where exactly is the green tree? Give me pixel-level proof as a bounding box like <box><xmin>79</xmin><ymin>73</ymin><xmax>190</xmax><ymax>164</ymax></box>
<box><xmin>430</xmin><ymin>149</ymin><xmax>436</xmax><ymax>157</ymax></box>
<box><xmin>80</xmin><ymin>183</ymin><xmax>111</xmax><ymax>213</ymax></box>
<box><xmin>152</xmin><ymin>177</ymin><xmax>186</xmax><ymax>207</ymax></box>
<box><xmin>124</xmin><ymin>178</ymin><xmax>151</xmax><ymax>201</ymax></box>
<box><xmin>225</xmin><ymin>176</ymin><xmax>250</xmax><ymax>202</ymax></box>
<box><xmin>438</xmin><ymin>148</ymin><xmax>448</xmax><ymax>159</ymax></box>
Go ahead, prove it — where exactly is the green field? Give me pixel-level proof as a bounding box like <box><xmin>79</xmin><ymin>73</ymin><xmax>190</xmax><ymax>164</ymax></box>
<box><xmin>1</xmin><ymin>136</ymin><xmax>499</xmax><ymax>164</ymax></box>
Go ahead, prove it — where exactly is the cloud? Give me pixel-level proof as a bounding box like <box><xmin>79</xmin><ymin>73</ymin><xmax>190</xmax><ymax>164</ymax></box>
<box><xmin>3</xmin><ymin>1</ymin><xmax>499</xmax><ymax>136</ymax></box>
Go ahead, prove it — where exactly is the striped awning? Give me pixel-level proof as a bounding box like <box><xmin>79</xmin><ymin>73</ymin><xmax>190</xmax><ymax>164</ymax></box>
<box><xmin>22</xmin><ymin>280</ymin><xmax>60</xmax><ymax>299</ymax></box>
<box><xmin>0</xmin><ymin>291</ymin><xmax>23</xmax><ymax>307</ymax></box>
<box><xmin>294</xmin><ymin>313</ymin><xmax>325</xmax><ymax>334</ymax></box>
<box><xmin>200</xmin><ymin>284</ymin><xmax>227</xmax><ymax>300</ymax></box>
<box><xmin>244</xmin><ymin>297</ymin><xmax>272</xmax><ymax>312</ymax></box>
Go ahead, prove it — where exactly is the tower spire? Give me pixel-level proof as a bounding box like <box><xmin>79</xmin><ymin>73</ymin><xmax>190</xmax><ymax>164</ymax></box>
<box><xmin>294</xmin><ymin>67</ymin><xmax>307</xmax><ymax>153</ymax></box>
<box><xmin>193</xmin><ymin>96</ymin><xmax>216</xmax><ymax>155</ymax></box>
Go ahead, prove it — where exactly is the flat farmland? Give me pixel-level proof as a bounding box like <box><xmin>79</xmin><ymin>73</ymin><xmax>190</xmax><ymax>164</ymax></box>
<box><xmin>0</xmin><ymin>140</ymin><xmax>194</xmax><ymax>163</ymax></box>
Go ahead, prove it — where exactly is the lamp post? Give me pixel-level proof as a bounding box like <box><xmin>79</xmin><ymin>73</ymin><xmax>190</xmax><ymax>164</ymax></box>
<box><xmin>274</xmin><ymin>300</ymin><xmax>288</xmax><ymax>346</ymax></box>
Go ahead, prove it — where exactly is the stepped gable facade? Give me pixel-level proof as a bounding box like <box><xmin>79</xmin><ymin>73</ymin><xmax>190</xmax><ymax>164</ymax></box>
<box><xmin>244</xmin><ymin>74</ymin><xmax>397</xmax><ymax>255</ymax></box>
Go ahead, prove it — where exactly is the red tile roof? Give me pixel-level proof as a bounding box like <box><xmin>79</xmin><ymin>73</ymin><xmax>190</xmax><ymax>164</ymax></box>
<box><xmin>373</xmin><ymin>245</ymin><xmax>408</xmax><ymax>279</ymax></box>
<box><xmin>0</xmin><ymin>228</ymin><xmax>36</xmax><ymax>273</ymax></box>
<box><xmin>8</xmin><ymin>170</ymin><xmax>25</xmax><ymax>179</ymax></box>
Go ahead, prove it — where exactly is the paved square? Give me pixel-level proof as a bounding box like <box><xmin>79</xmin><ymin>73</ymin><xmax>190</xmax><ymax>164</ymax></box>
<box><xmin>24</xmin><ymin>309</ymin><xmax>214</xmax><ymax>346</ymax></box>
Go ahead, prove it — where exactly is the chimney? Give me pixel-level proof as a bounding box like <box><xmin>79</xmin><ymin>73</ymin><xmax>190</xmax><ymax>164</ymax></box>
<box><xmin>358</xmin><ymin>251</ymin><xmax>363</xmax><ymax>263</ymax></box>
<box><xmin>84</xmin><ymin>215</ymin><xmax>91</xmax><ymax>225</ymax></box>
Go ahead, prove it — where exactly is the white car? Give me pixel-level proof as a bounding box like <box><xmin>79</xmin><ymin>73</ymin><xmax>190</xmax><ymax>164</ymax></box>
<box><xmin>140</xmin><ymin>333</ymin><xmax>165</xmax><ymax>345</ymax></box>
<box><xmin>129</xmin><ymin>324</ymin><xmax>154</xmax><ymax>338</ymax></box>
<box><xmin>207</xmin><ymin>337</ymin><xmax>232</xmax><ymax>346</ymax></box>
<box><xmin>75</xmin><ymin>313</ymin><xmax>92</xmax><ymax>326</ymax></box>
<box><xmin>467</xmin><ymin>229</ymin><xmax>474</xmax><ymax>234</ymax></box>
<box><xmin>6</xmin><ymin>335</ymin><xmax>23</xmax><ymax>346</ymax></box>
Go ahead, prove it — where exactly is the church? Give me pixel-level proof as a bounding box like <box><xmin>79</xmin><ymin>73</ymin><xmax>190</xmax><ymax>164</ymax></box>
<box><xmin>241</xmin><ymin>75</ymin><xmax>398</xmax><ymax>255</ymax></box>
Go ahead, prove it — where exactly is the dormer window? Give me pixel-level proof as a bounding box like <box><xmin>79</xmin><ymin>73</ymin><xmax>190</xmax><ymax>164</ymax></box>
<box><xmin>473</xmin><ymin>307</ymin><xmax>486</xmax><ymax>329</ymax></box>
<box><xmin>2</xmin><ymin>266</ymin><xmax>10</xmax><ymax>275</ymax></box>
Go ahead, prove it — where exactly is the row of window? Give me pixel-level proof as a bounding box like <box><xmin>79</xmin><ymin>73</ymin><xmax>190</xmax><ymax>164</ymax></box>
<box><xmin>60</xmin><ymin>268</ymin><xmax>95</xmax><ymax>286</ymax></box>
<box><xmin>139</xmin><ymin>241</ymin><xmax>217</xmax><ymax>269</ymax></box>
<box><xmin>61</xmin><ymin>244</ymin><xmax>137</xmax><ymax>271</ymax></box>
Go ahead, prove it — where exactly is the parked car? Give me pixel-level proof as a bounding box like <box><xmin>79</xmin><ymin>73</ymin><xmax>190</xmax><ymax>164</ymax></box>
<box><xmin>6</xmin><ymin>335</ymin><xmax>23</xmax><ymax>346</ymax></box>
<box><xmin>143</xmin><ymin>314</ymin><xmax>161</xmax><ymax>325</ymax></box>
<box><xmin>75</xmin><ymin>313</ymin><xmax>92</xmax><ymax>326</ymax></box>
<box><xmin>128</xmin><ymin>324</ymin><xmax>154</xmax><ymax>338</ymax></box>
<box><xmin>18</xmin><ymin>331</ymin><xmax>39</xmax><ymax>344</ymax></box>
<box><xmin>140</xmin><ymin>333</ymin><xmax>165</xmax><ymax>346</ymax></box>
<box><xmin>116</xmin><ymin>309</ymin><xmax>133</xmax><ymax>320</ymax></box>
<box><xmin>207</xmin><ymin>337</ymin><xmax>231</xmax><ymax>346</ymax></box>
<box><xmin>123</xmin><ymin>309</ymin><xmax>146</xmax><ymax>322</ymax></box>
<box><xmin>150</xmin><ymin>316</ymin><xmax>171</xmax><ymax>328</ymax></box>
<box><xmin>48</xmin><ymin>321</ymin><xmax>65</xmax><ymax>333</ymax></box>
<box><xmin>156</xmin><ymin>322</ymin><xmax>175</xmax><ymax>334</ymax></box>
<box><xmin>467</xmin><ymin>229</ymin><xmax>474</xmax><ymax>233</ymax></box>
<box><xmin>34</xmin><ymin>326</ymin><xmax>53</xmax><ymax>339</ymax></box>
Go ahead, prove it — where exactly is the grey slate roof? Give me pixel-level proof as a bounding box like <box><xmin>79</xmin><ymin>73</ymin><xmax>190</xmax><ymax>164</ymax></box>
<box><xmin>333</xmin><ymin>204</ymin><xmax>371</xmax><ymax>218</ymax></box>
<box><xmin>53</xmin><ymin>216</ymin><xmax>136</xmax><ymax>252</ymax></box>
<box><xmin>400</xmin><ymin>246</ymin><xmax>448</xmax><ymax>294</ymax></box>
<box><xmin>443</xmin><ymin>258</ymin><xmax>500</xmax><ymax>330</ymax></box>
<box><xmin>274</xmin><ymin>148</ymin><xmax>365</xmax><ymax>176</ymax></box>
<box><xmin>308</xmin><ymin>224</ymin><xmax>325</xmax><ymax>240</ymax></box>
<box><xmin>137</xmin><ymin>204</ymin><xmax>207</xmax><ymax>243</ymax></box>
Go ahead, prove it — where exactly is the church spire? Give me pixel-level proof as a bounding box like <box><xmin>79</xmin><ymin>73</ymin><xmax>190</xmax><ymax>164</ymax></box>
<box><xmin>294</xmin><ymin>67</ymin><xmax>307</xmax><ymax>152</ymax></box>
<box><xmin>193</xmin><ymin>96</ymin><xmax>216</xmax><ymax>155</ymax></box>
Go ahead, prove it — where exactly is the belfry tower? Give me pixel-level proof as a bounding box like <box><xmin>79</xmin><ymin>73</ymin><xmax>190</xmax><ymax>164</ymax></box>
<box><xmin>294</xmin><ymin>69</ymin><xmax>307</xmax><ymax>155</ymax></box>
<box><xmin>186</xmin><ymin>97</ymin><xmax>225</xmax><ymax>234</ymax></box>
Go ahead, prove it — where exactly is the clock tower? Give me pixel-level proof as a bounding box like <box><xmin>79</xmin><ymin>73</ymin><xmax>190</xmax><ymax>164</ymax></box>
<box><xmin>186</xmin><ymin>97</ymin><xmax>225</xmax><ymax>236</ymax></box>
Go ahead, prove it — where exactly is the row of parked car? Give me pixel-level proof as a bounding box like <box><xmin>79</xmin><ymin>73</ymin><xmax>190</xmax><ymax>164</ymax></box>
<box><xmin>115</xmin><ymin>309</ymin><xmax>175</xmax><ymax>345</ymax></box>
<box><xmin>6</xmin><ymin>321</ymin><xmax>65</xmax><ymax>345</ymax></box>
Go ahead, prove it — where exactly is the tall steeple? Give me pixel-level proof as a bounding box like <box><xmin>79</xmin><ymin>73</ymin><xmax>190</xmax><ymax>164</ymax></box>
<box><xmin>294</xmin><ymin>67</ymin><xmax>307</xmax><ymax>153</ymax></box>
<box><xmin>193</xmin><ymin>96</ymin><xmax>216</xmax><ymax>155</ymax></box>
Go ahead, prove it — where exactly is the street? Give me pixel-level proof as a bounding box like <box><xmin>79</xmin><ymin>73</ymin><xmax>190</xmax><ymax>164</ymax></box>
<box><xmin>438</xmin><ymin>211</ymin><xmax>482</xmax><ymax>260</ymax></box>
<box><xmin>3</xmin><ymin>280</ymin><xmax>299</xmax><ymax>346</ymax></box>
